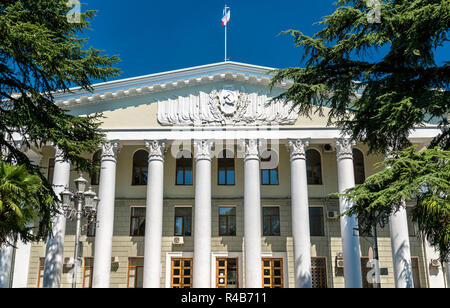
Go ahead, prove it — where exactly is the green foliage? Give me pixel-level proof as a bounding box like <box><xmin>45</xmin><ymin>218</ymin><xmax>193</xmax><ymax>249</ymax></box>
<box><xmin>270</xmin><ymin>0</ymin><xmax>449</xmax><ymax>152</ymax></box>
<box><xmin>340</xmin><ymin>147</ymin><xmax>450</xmax><ymax>261</ymax></box>
<box><xmin>0</xmin><ymin>161</ymin><xmax>54</xmax><ymax>245</ymax></box>
<box><xmin>0</xmin><ymin>0</ymin><xmax>121</xmax><ymax>244</ymax></box>
<box><xmin>271</xmin><ymin>0</ymin><xmax>450</xmax><ymax>260</ymax></box>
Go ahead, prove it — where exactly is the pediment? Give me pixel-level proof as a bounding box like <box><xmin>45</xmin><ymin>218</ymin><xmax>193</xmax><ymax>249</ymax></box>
<box><xmin>54</xmin><ymin>61</ymin><xmax>302</xmax><ymax>127</ymax></box>
<box><xmin>55</xmin><ymin>62</ymin><xmax>292</xmax><ymax>107</ymax></box>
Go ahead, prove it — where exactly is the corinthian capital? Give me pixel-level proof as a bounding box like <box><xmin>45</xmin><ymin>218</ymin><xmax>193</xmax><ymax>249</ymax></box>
<box><xmin>100</xmin><ymin>140</ymin><xmax>120</xmax><ymax>163</ymax></box>
<box><xmin>287</xmin><ymin>139</ymin><xmax>310</xmax><ymax>161</ymax></box>
<box><xmin>145</xmin><ymin>140</ymin><xmax>166</xmax><ymax>162</ymax></box>
<box><xmin>242</xmin><ymin>139</ymin><xmax>260</xmax><ymax>161</ymax></box>
<box><xmin>54</xmin><ymin>146</ymin><xmax>69</xmax><ymax>163</ymax></box>
<box><xmin>335</xmin><ymin>138</ymin><xmax>355</xmax><ymax>160</ymax></box>
<box><xmin>194</xmin><ymin>140</ymin><xmax>214</xmax><ymax>161</ymax></box>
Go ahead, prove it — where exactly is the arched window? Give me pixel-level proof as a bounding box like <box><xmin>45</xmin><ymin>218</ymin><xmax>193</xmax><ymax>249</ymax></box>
<box><xmin>218</xmin><ymin>149</ymin><xmax>235</xmax><ymax>185</ymax></box>
<box><xmin>176</xmin><ymin>150</ymin><xmax>193</xmax><ymax>185</ymax></box>
<box><xmin>261</xmin><ymin>149</ymin><xmax>279</xmax><ymax>185</ymax></box>
<box><xmin>91</xmin><ymin>150</ymin><xmax>101</xmax><ymax>186</ymax></box>
<box><xmin>132</xmin><ymin>150</ymin><xmax>148</xmax><ymax>185</ymax></box>
<box><xmin>353</xmin><ymin>148</ymin><xmax>366</xmax><ymax>185</ymax></box>
<box><xmin>306</xmin><ymin>149</ymin><xmax>322</xmax><ymax>185</ymax></box>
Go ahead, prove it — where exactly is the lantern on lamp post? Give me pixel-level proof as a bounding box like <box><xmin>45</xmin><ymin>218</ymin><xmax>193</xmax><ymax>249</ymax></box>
<box><xmin>59</xmin><ymin>174</ymin><xmax>99</xmax><ymax>288</ymax></box>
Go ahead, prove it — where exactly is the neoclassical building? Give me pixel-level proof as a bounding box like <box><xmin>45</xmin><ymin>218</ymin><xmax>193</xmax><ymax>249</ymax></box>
<box><xmin>1</xmin><ymin>62</ymin><xmax>448</xmax><ymax>288</ymax></box>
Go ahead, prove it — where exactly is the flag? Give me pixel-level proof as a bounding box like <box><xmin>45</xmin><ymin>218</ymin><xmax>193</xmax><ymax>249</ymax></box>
<box><xmin>222</xmin><ymin>6</ymin><xmax>230</xmax><ymax>26</ymax></box>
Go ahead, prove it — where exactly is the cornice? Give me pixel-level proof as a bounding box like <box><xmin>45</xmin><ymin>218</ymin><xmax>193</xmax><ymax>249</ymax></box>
<box><xmin>55</xmin><ymin>62</ymin><xmax>293</xmax><ymax>109</ymax></box>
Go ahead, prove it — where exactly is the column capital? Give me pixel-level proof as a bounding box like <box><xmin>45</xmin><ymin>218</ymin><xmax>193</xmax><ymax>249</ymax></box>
<box><xmin>193</xmin><ymin>140</ymin><xmax>214</xmax><ymax>161</ymax></box>
<box><xmin>145</xmin><ymin>140</ymin><xmax>166</xmax><ymax>162</ymax></box>
<box><xmin>287</xmin><ymin>139</ymin><xmax>310</xmax><ymax>161</ymax></box>
<box><xmin>242</xmin><ymin>139</ymin><xmax>260</xmax><ymax>161</ymax></box>
<box><xmin>335</xmin><ymin>138</ymin><xmax>356</xmax><ymax>160</ymax></box>
<box><xmin>54</xmin><ymin>146</ymin><xmax>69</xmax><ymax>163</ymax></box>
<box><xmin>100</xmin><ymin>140</ymin><xmax>120</xmax><ymax>163</ymax></box>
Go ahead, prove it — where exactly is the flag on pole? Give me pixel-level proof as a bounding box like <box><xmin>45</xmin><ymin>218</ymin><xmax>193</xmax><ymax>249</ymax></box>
<box><xmin>222</xmin><ymin>6</ymin><xmax>230</xmax><ymax>26</ymax></box>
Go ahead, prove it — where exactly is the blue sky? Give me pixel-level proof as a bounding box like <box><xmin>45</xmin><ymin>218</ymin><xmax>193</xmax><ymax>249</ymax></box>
<box><xmin>83</xmin><ymin>0</ymin><xmax>449</xmax><ymax>82</ymax></box>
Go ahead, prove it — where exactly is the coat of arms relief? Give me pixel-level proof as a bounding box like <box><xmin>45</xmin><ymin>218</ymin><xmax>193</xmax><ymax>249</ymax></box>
<box><xmin>157</xmin><ymin>86</ymin><xmax>298</xmax><ymax>126</ymax></box>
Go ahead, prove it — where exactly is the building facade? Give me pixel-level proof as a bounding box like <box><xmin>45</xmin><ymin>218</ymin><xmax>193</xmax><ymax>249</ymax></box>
<box><xmin>1</xmin><ymin>62</ymin><xmax>448</xmax><ymax>288</ymax></box>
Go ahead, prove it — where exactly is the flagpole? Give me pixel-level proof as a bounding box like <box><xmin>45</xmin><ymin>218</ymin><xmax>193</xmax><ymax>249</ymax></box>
<box><xmin>224</xmin><ymin>5</ymin><xmax>229</xmax><ymax>62</ymax></box>
<box><xmin>225</xmin><ymin>22</ymin><xmax>227</xmax><ymax>62</ymax></box>
<box><xmin>224</xmin><ymin>4</ymin><xmax>230</xmax><ymax>62</ymax></box>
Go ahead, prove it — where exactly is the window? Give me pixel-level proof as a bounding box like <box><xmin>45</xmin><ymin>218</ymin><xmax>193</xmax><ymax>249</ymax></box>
<box><xmin>218</xmin><ymin>150</ymin><xmax>235</xmax><ymax>185</ymax></box>
<box><xmin>219</xmin><ymin>207</ymin><xmax>236</xmax><ymax>236</ymax></box>
<box><xmin>91</xmin><ymin>150</ymin><xmax>101</xmax><ymax>186</ymax></box>
<box><xmin>171</xmin><ymin>258</ymin><xmax>193</xmax><ymax>288</ymax></box>
<box><xmin>174</xmin><ymin>207</ymin><xmax>192</xmax><ymax>236</ymax></box>
<box><xmin>127</xmin><ymin>258</ymin><xmax>144</xmax><ymax>288</ymax></box>
<box><xmin>47</xmin><ymin>158</ymin><xmax>55</xmax><ymax>184</ymax></box>
<box><xmin>261</xmin><ymin>258</ymin><xmax>283</xmax><ymax>288</ymax></box>
<box><xmin>37</xmin><ymin>257</ymin><xmax>45</xmax><ymax>288</ymax></box>
<box><xmin>361</xmin><ymin>257</ymin><xmax>373</xmax><ymax>288</ymax></box>
<box><xmin>263</xmin><ymin>207</ymin><xmax>280</xmax><ymax>236</ymax></box>
<box><xmin>311</xmin><ymin>257</ymin><xmax>327</xmax><ymax>288</ymax></box>
<box><xmin>130</xmin><ymin>207</ymin><xmax>146</xmax><ymax>236</ymax></box>
<box><xmin>353</xmin><ymin>148</ymin><xmax>366</xmax><ymax>185</ymax></box>
<box><xmin>309</xmin><ymin>207</ymin><xmax>324</xmax><ymax>236</ymax></box>
<box><xmin>306</xmin><ymin>149</ymin><xmax>322</xmax><ymax>185</ymax></box>
<box><xmin>216</xmin><ymin>258</ymin><xmax>238</xmax><ymax>288</ymax></box>
<box><xmin>176</xmin><ymin>151</ymin><xmax>193</xmax><ymax>185</ymax></box>
<box><xmin>86</xmin><ymin>219</ymin><xmax>96</xmax><ymax>237</ymax></box>
<box><xmin>261</xmin><ymin>150</ymin><xmax>279</xmax><ymax>185</ymax></box>
<box><xmin>407</xmin><ymin>208</ymin><xmax>416</xmax><ymax>237</ymax></box>
<box><xmin>411</xmin><ymin>257</ymin><xmax>421</xmax><ymax>288</ymax></box>
<box><xmin>83</xmin><ymin>258</ymin><xmax>94</xmax><ymax>288</ymax></box>
<box><xmin>132</xmin><ymin>150</ymin><xmax>148</xmax><ymax>185</ymax></box>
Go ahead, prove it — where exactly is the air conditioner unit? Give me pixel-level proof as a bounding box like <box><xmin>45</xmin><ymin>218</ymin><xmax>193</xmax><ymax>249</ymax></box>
<box><xmin>64</xmin><ymin>257</ymin><xmax>75</xmax><ymax>266</ymax></box>
<box><xmin>336</xmin><ymin>252</ymin><xmax>344</xmax><ymax>259</ymax></box>
<box><xmin>111</xmin><ymin>256</ymin><xmax>120</xmax><ymax>264</ymax></box>
<box><xmin>173</xmin><ymin>237</ymin><xmax>184</xmax><ymax>245</ymax></box>
<box><xmin>323</xmin><ymin>144</ymin><xmax>335</xmax><ymax>153</ymax></box>
<box><xmin>336</xmin><ymin>259</ymin><xmax>345</xmax><ymax>268</ymax></box>
<box><xmin>327</xmin><ymin>211</ymin><xmax>339</xmax><ymax>220</ymax></box>
<box><xmin>430</xmin><ymin>259</ymin><xmax>440</xmax><ymax>267</ymax></box>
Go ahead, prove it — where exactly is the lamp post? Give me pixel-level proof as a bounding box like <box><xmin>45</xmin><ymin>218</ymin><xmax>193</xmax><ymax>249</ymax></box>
<box><xmin>60</xmin><ymin>174</ymin><xmax>99</xmax><ymax>288</ymax></box>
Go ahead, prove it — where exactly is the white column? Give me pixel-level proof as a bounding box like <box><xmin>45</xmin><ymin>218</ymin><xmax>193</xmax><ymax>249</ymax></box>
<box><xmin>0</xmin><ymin>238</ymin><xmax>14</xmax><ymax>288</ymax></box>
<box><xmin>11</xmin><ymin>152</ymin><xmax>43</xmax><ymax>288</ymax></box>
<box><xmin>288</xmin><ymin>139</ymin><xmax>312</xmax><ymax>288</ymax></box>
<box><xmin>423</xmin><ymin>238</ymin><xmax>446</xmax><ymax>288</ymax></box>
<box><xmin>143</xmin><ymin>140</ymin><xmax>166</xmax><ymax>288</ymax></box>
<box><xmin>446</xmin><ymin>261</ymin><xmax>450</xmax><ymax>288</ymax></box>
<box><xmin>43</xmin><ymin>147</ymin><xmax>71</xmax><ymax>288</ymax></box>
<box><xmin>193</xmin><ymin>140</ymin><xmax>213</xmax><ymax>288</ymax></box>
<box><xmin>11</xmin><ymin>237</ymin><xmax>31</xmax><ymax>288</ymax></box>
<box><xmin>384</xmin><ymin>150</ymin><xmax>414</xmax><ymax>288</ymax></box>
<box><xmin>389</xmin><ymin>199</ymin><xmax>414</xmax><ymax>288</ymax></box>
<box><xmin>92</xmin><ymin>141</ymin><xmax>120</xmax><ymax>288</ymax></box>
<box><xmin>335</xmin><ymin>138</ymin><xmax>362</xmax><ymax>288</ymax></box>
<box><xmin>243</xmin><ymin>139</ymin><xmax>262</xmax><ymax>288</ymax></box>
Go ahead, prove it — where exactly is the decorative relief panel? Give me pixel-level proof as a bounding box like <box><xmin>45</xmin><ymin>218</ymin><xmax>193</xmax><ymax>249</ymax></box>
<box><xmin>157</xmin><ymin>86</ymin><xmax>299</xmax><ymax>126</ymax></box>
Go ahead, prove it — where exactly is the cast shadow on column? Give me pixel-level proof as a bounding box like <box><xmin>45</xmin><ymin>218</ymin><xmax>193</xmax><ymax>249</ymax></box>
<box><xmin>393</xmin><ymin>240</ymin><xmax>414</xmax><ymax>288</ymax></box>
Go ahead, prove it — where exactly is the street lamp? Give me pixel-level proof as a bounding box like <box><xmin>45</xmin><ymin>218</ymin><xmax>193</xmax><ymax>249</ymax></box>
<box><xmin>60</xmin><ymin>174</ymin><xmax>99</xmax><ymax>288</ymax></box>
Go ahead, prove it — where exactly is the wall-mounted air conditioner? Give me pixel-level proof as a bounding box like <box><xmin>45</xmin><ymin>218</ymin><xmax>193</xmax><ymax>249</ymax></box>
<box><xmin>173</xmin><ymin>237</ymin><xmax>184</xmax><ymax>245</ymax></box>
<box><xmin>327</xmin><ymin>211</ymin><xmax>339</xmax><ymax>220</ymax></box>
<box><xmin>430</xmin><ymin>259</ymin><xmax>440</xmax><ymax>267</ymax></box>
<box><xmin>111</xmin><ymin>256</ymin><xmax>120</xmax><ymax>264</ymax></box>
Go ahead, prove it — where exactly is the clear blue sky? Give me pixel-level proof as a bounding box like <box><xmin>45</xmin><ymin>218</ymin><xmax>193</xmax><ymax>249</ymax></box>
<box><xmin>83</xmin><ymin>0</ymin><xmax>449</xmax><ymax>82</ymax></box>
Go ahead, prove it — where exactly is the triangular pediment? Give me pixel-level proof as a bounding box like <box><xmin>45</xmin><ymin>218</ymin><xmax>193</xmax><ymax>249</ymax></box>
<box><xmin>55</xmin><ymin>62</ymin><xmax>303</xmax><ymax>127</ymax></box>
<box><xmin>55</xmin><ymin>61</ymin><xmax>292</xmax><ymax>108</ymax></box>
